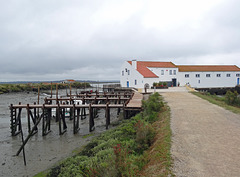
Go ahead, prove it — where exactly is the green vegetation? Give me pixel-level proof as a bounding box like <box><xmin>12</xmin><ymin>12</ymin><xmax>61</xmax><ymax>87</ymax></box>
<box><xmin>192</xmin><ymin>91</ymin><xmax>240</xmax><ymax>114</ymax></box>
<box><xmin>225</xmin><ymin>90</ymin><xmax>240</xmax><ymax>106</ymax></box>
<box><xmin>153</xmin><ymin>82</ymin><xmax>167</xmax><ymax>87</ymax></box>
<box><xmin>140</xmin><ymin>105</ymin><xmax>173</xmax><ymax>176</ymax></box>
<box><xmin>40</xmin><ymin>92</ymin><xmax>171</xmax><ymax>177</ymax></box>
<box><xmin>0</xmin><ymin>82</ymin><xmax>91</xmax><ymax>94</ymax></box>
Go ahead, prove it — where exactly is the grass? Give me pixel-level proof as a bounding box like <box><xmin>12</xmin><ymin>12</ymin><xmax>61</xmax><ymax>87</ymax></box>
<box><xmin>191</xmin><ymin>92</ymin><xmax>240</xmax><ymax>114</ymax></box>
<box><xmin>82</xmin><ymin>133</ymin><xmax>94</xmax><ymax>139</ymax></box>
<box><xmin>34</xmin><ymin>92</ymin><xmax>173</xmax><ymax>177</ymax></box>
<box><xmin>140</xmin><ymin>104</ymin><xmax>174</xmax><ymax>177</ymax></box>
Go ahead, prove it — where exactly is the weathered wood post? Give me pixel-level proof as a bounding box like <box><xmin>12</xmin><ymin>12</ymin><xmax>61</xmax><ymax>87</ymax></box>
<box><xmin>89</xmin><ymin>103</ymin><xmax>95</xmax><ymax>132</ymax></box>
<box><xmin>33</xmin><ymin>102</ymin><xmax>37</xmax><ymax>121</ymax></box>
<box><xmin>61</xmin><ymin>103</ymin><xmax>67</xmax><ymax>132</ymax></box>
<box><xmin>42</xmin><ymin>104</ymin><xmax>45</xmax><ymax>136</ymax></box>
<box><xmin>74</xmin><ymin>103</ymin><xmax>80</xmax><ymax>134</ymax></box>
<box><xmin>13</xmin><ymin>102</ymin><xmax>22</xmax><ymax>136</ymax></box>
<box><xmin>81</xmin><ymin>98</ymin><xmax>86</xmax><ymax>120</ymax></box>
<box><xmin>37</xmin><ymin>86</ymin><xmax>40</xmax><ymax>118</ymax></box>
<box><xmin>55</xmin><ymin>84</ymin><xmax>59</xmax><ymax>122</ymax></box>
<box><xmin>117</xmin><ymin>96</ymin><xmax>121</xmax><ymax>115</ymax></box>
<box><xmin>57</xmin><ymin>103</ymin><xmax>61</xmax><ymax>135</ymax></box>
<box><xmin>123</xmin><ymin>103</ymin><xmax>126</xmax><ymax>119</ymax></box>
<box><xmin>106</xmin><ymin>103</ymin><xmax>110</xmax><ymax>129</ymax></box>
<box><xmin>16</xmin><ymin>113</ymin><xmax>43</xmax><ymax>156</ymax></box>
<box><xmin>10</xmin><ymin>104</ymin><xmax>16</xmax><ymax>136</ymax></box>
<box><xmin>27</xmin><ymin>104</ymin><xmax>31</xmax><ymax>133</ymax></box>
<box><xmin>18</xmin><ymin>111</ymin><xmax>26</xmax><ymax>166</ymax></box>
<box><xmin>73</xmin><ymin>104</ymin><xmax>76</xmax><ymax>134</ymax></box>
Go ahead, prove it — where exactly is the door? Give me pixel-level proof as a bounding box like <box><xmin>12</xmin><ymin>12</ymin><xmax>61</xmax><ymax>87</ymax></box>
<box><xmin>127</xmin><ymin>81</ymin><xmax>129</xmax><ymax>88</ymax></box>
<box><xmin>237</xmin><ymin>78</ymin><xmax>240</xmax><ymax>85</ymax></box>
<box><xmin>172</xmin><ymin>78</ymin><xmax>177</xmax><ymax>87</ymax></box>
<box><xmin>144</xmin><ymin>83</ymin><xmax>150</xmax><ymax>89</ymax></box>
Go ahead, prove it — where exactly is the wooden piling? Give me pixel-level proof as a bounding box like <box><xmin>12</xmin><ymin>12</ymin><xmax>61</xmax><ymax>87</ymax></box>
<box><xmin>106</xmin><ymin>103</ymin><xmax>110</xmax><ymax>129</ymax></box>
<box><xmin>89</xmin><ymin>104</ymin><xmax>95</xmax><ymax>132</ymax></box>
<box><xmin>16</xmin><ymin>115</ymin><xmax>43</xmax><ymax>156</ymax></box>
<box><xmin>27</xmin><ymin>104</ymin><xmax>31</xmax><ymax>133</ymax></box>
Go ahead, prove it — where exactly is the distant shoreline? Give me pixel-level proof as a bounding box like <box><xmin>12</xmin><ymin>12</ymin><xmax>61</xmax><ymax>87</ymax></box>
<box><xmin>0</xmin><ymin>80</ymin><xmax>120</xmax><ymax>84</ymax></box>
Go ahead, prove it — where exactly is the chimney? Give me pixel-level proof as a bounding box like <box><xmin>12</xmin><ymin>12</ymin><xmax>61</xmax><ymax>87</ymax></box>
<box><xmin>132</xmin><ymin>60</ymin><xmax>137</xmax><ymax>70</ymax></box>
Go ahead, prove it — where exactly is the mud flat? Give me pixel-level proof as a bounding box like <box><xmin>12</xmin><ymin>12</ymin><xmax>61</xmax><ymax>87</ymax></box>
<box><xmin>0</xmin><ymin>91</ymin><xmax>121</xmax><ymax>176</ymax></box>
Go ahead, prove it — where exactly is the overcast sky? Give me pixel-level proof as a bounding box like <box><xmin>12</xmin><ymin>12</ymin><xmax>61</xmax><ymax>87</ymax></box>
<box><xmin>1</xmin><ymin>0</ymin><xmax>240</xmax><ymax>82</ymax></box>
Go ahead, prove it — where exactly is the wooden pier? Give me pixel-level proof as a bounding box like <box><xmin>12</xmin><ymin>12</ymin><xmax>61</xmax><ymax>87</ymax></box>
<box><xmin>124</xmin><ymin>92</ymin><xmax>143</xmax><ymax>118</ymax></box>
<box><xmin>9</xmin><ymin>90</ymin><xmax>143</xmax><ymax>164</ymax></box>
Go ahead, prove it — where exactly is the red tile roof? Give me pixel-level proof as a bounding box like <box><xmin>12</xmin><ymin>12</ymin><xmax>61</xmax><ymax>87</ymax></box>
<box><xmin>177</xmin><ymin>65</ymin><xmax>240</xmax><ymax>72</ymax></box>
<box><xmin>128</xmin><ymin>61</ymin><xmax>177</xmax><ymax>78</ymax></box>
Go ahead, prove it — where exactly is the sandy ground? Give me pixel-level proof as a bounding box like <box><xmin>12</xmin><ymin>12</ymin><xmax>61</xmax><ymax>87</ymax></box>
<box><xmin>0</xmin><ymin>91</ymin><xmax>121</xmax><ymax>177</ymax></box>
<box><xmin>159</xmin><ymin>87</ymin><xmax>240</xmax><ymax>177</ymax></box>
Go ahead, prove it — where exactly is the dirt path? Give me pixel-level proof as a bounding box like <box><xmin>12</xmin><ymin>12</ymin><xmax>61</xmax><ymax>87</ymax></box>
<box><xmin>160</xmin><ymin>89</ymin><xmax>240</xmax><ymax>177</ymax></box>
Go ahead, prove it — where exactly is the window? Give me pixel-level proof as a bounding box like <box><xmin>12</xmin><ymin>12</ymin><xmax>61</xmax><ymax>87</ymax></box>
<box><xmin>216</xmin><ymin>74</ymin><xmax>221</xmax><ymax>77</ymax></box>
<box><xmin>226</xmin><ymin>74</ymin><xmax>231</xmax><ymax>77</ymax></box>
<box><xmin>206</xmin><ymin>74</ymin><xmax>211</xmax><ymax>77</ymax></box>
<box><xmin>185</xmin><ymin>74</ymin><xmax>189</xmax><ymax>78</ymax></box>
<box><xmin>122</xmin><ymin>71</ymin><xmax>124</xmax><ymax>76</ymax></box>
<box><xmin>237</xmin><ymin>74</ymin><xmax>240</xmax><ymax>77</ymax></box>
<box><xmin>161</xmin><ymin>70</ymin><xmax>164</xmax><ymax>75</ymax></box>
<box><xmin>128</xmin><ymin>70</ymin><xmax>130</xmax><ymax>75</ymax></box>
<box><xmin>173</xmin><ymin>70</ymin><xmax>176</xmax><ymax>75</ymax></box>
<box><xmin>198</xmin><ymin>80</ymin><xmax>200</xmax><ymax>83</ymax></box>
<box><xmin>135</xmin><ymin>80</ymin><xmax>137</xmax><ymax>85</ymax></box>
<box><xmin>125</xmin><ymin>68</ymin><xmax>127</xmax><ymax>72</ymax></box>
<box><xmin>195</xmin><ymin>74</ymin><xmax>200</xmax><ymax>78</ymax></box>
<box><xmin>169</xmin><ymin>70</ymin><xmax>172</xmax><ymax>75</ymax></box>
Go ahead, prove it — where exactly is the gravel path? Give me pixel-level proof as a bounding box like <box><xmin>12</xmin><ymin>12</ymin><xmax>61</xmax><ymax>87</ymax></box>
<box><xmin>160</xmin><ymin>88</ymin><xmax>240</xmax><ymax>177</ymax></box>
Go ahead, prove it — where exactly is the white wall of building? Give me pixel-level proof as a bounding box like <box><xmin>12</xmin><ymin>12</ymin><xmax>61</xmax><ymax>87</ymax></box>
<box><xmin>120</xmin><ymin>61</ymin><xmax>144</xmax><ymax>88</ymax></box>
<box><xmin>143</xmin><ymin>67</ymin><xmax>178</xmax><ymax>88</ymax></box>
<box><xmin>121</xmin><ymin>61</ymin><xmax>240</xmax><ymax>89</ymax></box>
<box><xmin>148</xmin><ymin>67</ymin><xmax>178</xmax><ymax>81</ymax></box>
<box><xmin>120</xmin><ymin>61</ymin><xmax>179</xmax><ymax>88</ymax></box>
<box><xmin>178</xmin><ymin>71</ymin><xmax>240</xmax><ymax>88</ymax></box>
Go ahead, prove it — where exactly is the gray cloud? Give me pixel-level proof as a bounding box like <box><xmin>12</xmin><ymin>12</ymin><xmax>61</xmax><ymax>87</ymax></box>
<box><xmin>1</xmin><ymin>0</ymin><xmax>240</xmax><ymax>81</ymax></box>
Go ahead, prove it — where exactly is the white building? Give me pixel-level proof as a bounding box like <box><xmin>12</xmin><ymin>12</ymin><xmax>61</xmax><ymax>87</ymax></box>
<box><xmin>120</xmin><ymin>60</ymin><xmax>240</xmax><ymax>89</ymax></box>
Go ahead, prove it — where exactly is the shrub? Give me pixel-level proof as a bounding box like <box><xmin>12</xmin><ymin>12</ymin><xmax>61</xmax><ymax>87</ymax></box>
<box><xmin>135</xmin><ymin>120</ymin><xmax>155</xmax><ymax>153</ymax></box>
<box><xmin>225</xmin><ymin>90</ymin><xmax>239</xmax><ymax>105</ymax></box>
<box><xmin>142</xmin><ymin>92</ymin><xmax>164</xmax><ymax>122</ymax></box>
<box><xmin>47</xmin><ymin>92</ymin><xmax>164</xmax><ymax>177</ymax></box>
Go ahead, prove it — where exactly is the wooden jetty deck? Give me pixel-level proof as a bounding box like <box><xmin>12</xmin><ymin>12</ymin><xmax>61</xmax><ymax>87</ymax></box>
<box><xmin>126</xmin><ymin>91</ymin><xmax>143</xmax><ymax>109</ymax></box>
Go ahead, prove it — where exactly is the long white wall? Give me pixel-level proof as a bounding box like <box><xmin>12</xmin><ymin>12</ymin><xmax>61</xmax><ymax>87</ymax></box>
<box><xmin>178</xmin><ymin>71</ymin><xmax>240</xmax><ymax>88</ymax></box>
<box><xmin>120</xmin><ymin>61</ymin><xmax>240</xmax><ymax>88</ymax></box>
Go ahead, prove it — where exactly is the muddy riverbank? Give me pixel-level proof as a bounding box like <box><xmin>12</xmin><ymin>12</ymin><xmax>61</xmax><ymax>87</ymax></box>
<box><xmin>0</xmin><ymin>91</ymin><xmax>121</xmax><ymax>176</ymax></box>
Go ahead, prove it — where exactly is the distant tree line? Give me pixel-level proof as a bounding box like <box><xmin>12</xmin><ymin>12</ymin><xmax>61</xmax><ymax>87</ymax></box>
<box><xmin>0</xmin><ymin>82</ymin><xmax>91</xmax><ymax>94</ymax></box>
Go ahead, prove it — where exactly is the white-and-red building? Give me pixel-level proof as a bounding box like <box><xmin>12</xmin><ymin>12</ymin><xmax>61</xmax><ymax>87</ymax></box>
<box><xmin>120</xmin><ymin>60</ymin><xmax>240</xmax><ymax>88</ymax></box>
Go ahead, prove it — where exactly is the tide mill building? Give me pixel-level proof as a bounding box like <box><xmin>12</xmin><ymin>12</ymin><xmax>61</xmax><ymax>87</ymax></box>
<box><xmin>120</xmin><ymin>60</ymin><xmax>240</xmax><ymax>89</ymax></box>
